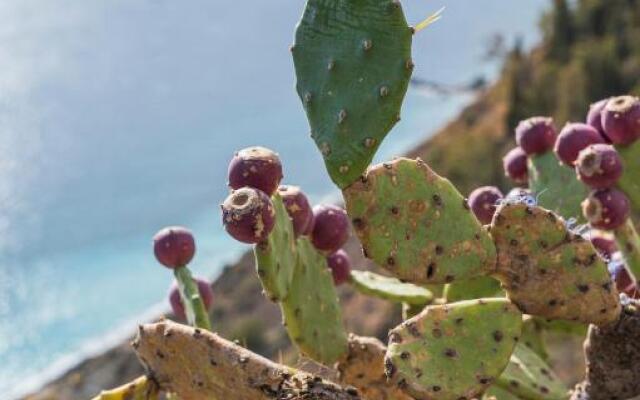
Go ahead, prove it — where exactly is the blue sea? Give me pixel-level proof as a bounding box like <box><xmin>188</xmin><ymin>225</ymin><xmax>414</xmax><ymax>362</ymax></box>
<box><xmin>0</xmin><ymin>1</ymin><xmax>546</xmax><ymax>397</ymax></box>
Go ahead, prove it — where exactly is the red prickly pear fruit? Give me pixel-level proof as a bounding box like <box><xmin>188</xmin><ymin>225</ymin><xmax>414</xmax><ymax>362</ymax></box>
<box><xmin>222</xmin><ymin>187</ymin><xmax>275</xmax><ymax>244</ymax></box>
<box><xmin>515</xmin><ymin>117</ymin><xmax>557</xmax><ymax>155</ymax></box>
<box><xmin>590</xmin><ymin>234</ymin><xmax>618</xmax><ymax>260</ymax></box>
<box><xmin>227</xmin><ymin>146</ymin><xmax>284</xmax><ymax>196</ymax></box>
<box><xmin>311</xmin><ymin>204</ymin><xmax>350</xmax><ymax>253</ymax></box>
<box><xmin>326</xmin><ymin>249</ymin><xmax>351</xmax><ymax>285</ymax></box>
<box><xmin>277</xmin><ymin>185</ymin><xmax>313</xmax><ymax>237</ymax></box>
<box><xmin>554</xmin><ymin>122</ymin><xmax>606</xmax><ymax>166</ymax></box>
<box><xmin>587</xmin><ymin>98</ymin><xmax>611</xmax><ymax>140</ymax></box>
<box><xmin>575</xmin><ymin>144</ymin><xmax>623</xmax><ymax>189</ymax></box>
<box><xmin>468</xmin><ymin>186</ymin><xmax>504</xmax><ymax>224</ymax></box>
<box><xmin>503</xmin><ymin>147</ymin><xmax>528</xmax><ymax>184</ymax></box>
<box><xmin>168</xmin><ymin>277</ymin><xmax>214</xmax><ymax>321</ymax></box>
<box><xmin>153</xmin><ymin>226</ymin><xmax>196</xmax><ymax>269</ymax></box>
<box><xmin>582</xmin><ymin>188</ymin><xmax>630</xmax><ymax>230</ymax></box>
<box><xmin>601</xmin><ymin>95</ymin><xmax>640</xmax><ymax>145</ymax></box>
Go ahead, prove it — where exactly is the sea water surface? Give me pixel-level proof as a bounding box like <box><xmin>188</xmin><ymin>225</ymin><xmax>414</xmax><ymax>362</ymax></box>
<box><xmin>0</xmin><ymin>1</ymin><xmax>546</xmax><ymax>397</ymax></box>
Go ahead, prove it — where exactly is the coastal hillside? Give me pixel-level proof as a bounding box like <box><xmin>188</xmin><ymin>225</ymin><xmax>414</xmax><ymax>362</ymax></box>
<box><xmin>26</xmin><ymin>0</ymin><xmax>640</xmax><ymax>398</ymax></box>
<box><xmin>413</xmin><ymin>0</ymin><xmax>640</xmax><ymax>195</ymax></box>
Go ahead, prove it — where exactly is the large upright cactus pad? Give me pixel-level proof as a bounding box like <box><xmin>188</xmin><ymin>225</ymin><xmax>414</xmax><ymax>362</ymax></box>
<box><xmin>280</xmin><ymin>238</ymin><xmax>348</xmax><ymax>364</ymax></box>
<box><xmin>292</xmin><ymin>0</ymin><xmax>413</xmax><ymax>188</ymax></box>
<box><xmin>490</xmin><ymin>203</ymin><xmax>620</xmax><ymax>326</ymax></box>
<box><xmin>350</xmin><ymin>269</ymin><xmax>433</xmax><ymax>305</ymax></box>
<box><xmin>343</xmin><ymin>158</ymin><xmax>496</xmax><ymax>284</ymax></box>
<box><xmin>254</xmin><ymin>194</ymin><xmax>297</xmax><ymax>301</ymax></box>
<box><xmin>528</xmin><ymin>152</ymin><xmax>587</xmax><ymax>221</ymax></box>
<box><xmin>385</xmin><ymin>299</ymin><xmax>522</xmax><ymax>400</ymax></box>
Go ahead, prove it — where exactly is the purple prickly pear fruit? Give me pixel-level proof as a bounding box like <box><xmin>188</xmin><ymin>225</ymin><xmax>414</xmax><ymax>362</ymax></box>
<box><xmin>515</xmin><ymin>117</ymin><xmax>557</xmax><ymax>155</ymax></box>
<box><xmin>468</xmin><ymin>186</ymin><xmax>504</xmax><ymax>224</ymax></box>
<box><xmin>168</xmin><ymin>277</ymin><xmax>214</xmax><ymax>321</ymax></box>
<box><xmin>582</xmin><ymin>188</ymin><xmax>630</xmax><ymax>230</ymax></box>
<box><xmin>221</xmin><ymin>187</ymin><xmax>275</xmax><ymax>244</ymax></box>
<box><xmin>602</xmin><ymin>95</ymin><xmax>640</xmax><ymax>145</ymax></box>
<box><xmin>587</xmin><ymin>98</ymin><xmax>611</xmax><ymax>139</ymax></box>
<box><xmin>277</xmin><ymin>185</ymin><xmax>313</xmax><ymax>237</ymax></box>
<box><xmin>153</xmin><ymin>226</ymin><xmax>196</xmax><ymax>269</ymax></box>
<box><xmin>590</xmin><ymin>234</ymin><xmax>618</xmax><ymax>260</ymax></box>
<box><xmin>575</xmin><ymin>144</ymin><xmax>623</xmax><ymax>189</ymax></box>
<box><xmin>554</xmin><ymin>123</ymin><xmax>606</xmax><ymax>166</ymax></box>
<box><xmin>326</xmin><ymin>249</ymin><xmax>351</xmax><ymax>285</ymax></box>
<box><xmin>503</xmin><ymin>147</ymin><xmax>528</xmax><ymax>184</ymax></box>
<box><xmin>227</xmin><ymin>146</ymin><xmax>283</xmax><ymax>196</ymax></box>
<box><xmin>311</xmin><ymin>204</ymin><xmax>350</xmax><ymax>253</ymax></box>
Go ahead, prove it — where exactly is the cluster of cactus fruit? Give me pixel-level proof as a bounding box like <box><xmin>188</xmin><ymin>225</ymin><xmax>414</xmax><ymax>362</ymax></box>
<box><xmin>91</xmin><ymin>1</ymin><xmax>640</xmax><ymax>399</ymax></box>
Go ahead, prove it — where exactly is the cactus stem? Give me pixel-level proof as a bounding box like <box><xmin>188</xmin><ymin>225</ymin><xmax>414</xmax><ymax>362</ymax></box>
<box><xmin>174</xmin><ymin>266</ymin><xmax>212</xmax><ymax>330</ymax></box>
<box><xmin>614</xmin><ymin>218</ymin><xmax>640</xmax><ymax>283</ymax></box>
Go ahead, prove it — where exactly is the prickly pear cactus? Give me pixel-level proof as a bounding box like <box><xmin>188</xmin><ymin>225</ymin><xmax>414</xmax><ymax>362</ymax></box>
<box><xmin>490</xmin><ymin>202</ymin><xmax>620</xmax><ymax>326</ymax></box>
<box><xmin>528</xmin><ymin>152</ymin><xmax>588</xmax><ymax>221</ymax></box>
<box><xmin>385</xmin><ymin>299</ymin><xmax>522</xmax><ymax>400</ymax></box>
<box><xmin>443</xmin><ymin>276</ymin><xmax>503</xmax><ymax>303</ymax></box>
<box><xmin>336</xmin><ymin>334</ymin><xmax>413</xmax><ymax>400</ymax></box>
<box><xmin>133</xmin><ymin>320</ymin><xmax>360</xmax><ymax>400</ymax></box>
<box><xmin>350</xmin><ymin>270</ymin><xmax>433</xmax><ymax>305</ymax></box>
<box><xmin>495</xmin><ymin>344</ymin><xmax>568</xmax><ymax>400</ymax></box>
<box><xmin>254</xmin><ymin>194</ymin><xmax>297</xmax><ymax>301</ymax></box>
<box><xmin>292</xmin><ymin>0</ymin><xmax>413</xmax><ymax>188</ymax></box>
<box><xmin>617</xmin><ymin>140</ymin><xmax>640</xmax><ymax>217</ymax></box>
<box><xmin>280</xmin><ymin>238</ymin><xmax>348</xmax><ymax>364</ymax></box>
<box><xmin>344</xmin><ymin>158</ymin><xmax>497</xmax><ymax>284</ymax></box>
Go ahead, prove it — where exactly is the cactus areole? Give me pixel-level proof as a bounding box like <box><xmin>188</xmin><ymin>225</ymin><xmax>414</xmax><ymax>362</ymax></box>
<box><xmin>292</xmin><ymin>0</ymin><xmax>413</xmax><ymax>188</ymax></box>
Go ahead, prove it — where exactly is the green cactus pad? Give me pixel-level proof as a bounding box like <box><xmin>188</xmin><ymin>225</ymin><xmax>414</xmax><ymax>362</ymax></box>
<box><xmin>350</xmin><ymin>270</ymin><xmax>433</xmax><ymax>305</ymax></box>
<box><xmin>520</xmin><ymin>316</ymin><xmax>548</xmax><ymax>361</ymax></box>
<box><xmin>343</xmin><ymin>158</ymin><xmax>497</xmax><ymax>284</ymax></box>
<box><xmin>292</xmin><ymin>0</ymin><xmax>413</xmax><ymax>188</ymax></box>
<box><xmin>534</xmin><ymin>318</ymin><xmax>588</xmax><ymax>337</ymax></box>
<box><xmin>280</xmin><ymin>238</ymin><xmax>348</xmax><ymax>365</ymax></box>
<box><xmin>402</xmin><ymin>302</ymin><xmax>425</xmax><ymax>320</ymax></box>
<box><xmin>385</xmin><ymin>298</ymin><xmax>522</xmax><ymax>400</ymax></box>
<box><xmin>490</xmin><ymin>203</ymin><xmax>621</xmax><ymax>326</ymax></box>
<box><xmin>484</xmin><ymin>385</ymin><xmax>525</xmax><ymax>400</ymax></box>
<box><xmin>528</xmin><ymin>152</ymin><xmax>588</xmax><ymax>221</ymax></box>
<box><xmin>618</xmin><ymin>140</ymin><xmax>640</xmax><ymax>216</ymax></box>
<box><xmin>495</xmin><ymin>344</ymin><xmax>568</xmax><ymax>400</ymax></box>
<box><xmin>444</xmin><ymin>276</ymin><xmax>503</xmax><ymax>303</ymax></box>
<box><xmin>254</xmin><ymin>194</ymin><xmax>297</xmax><ymax>301</ymax></box>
